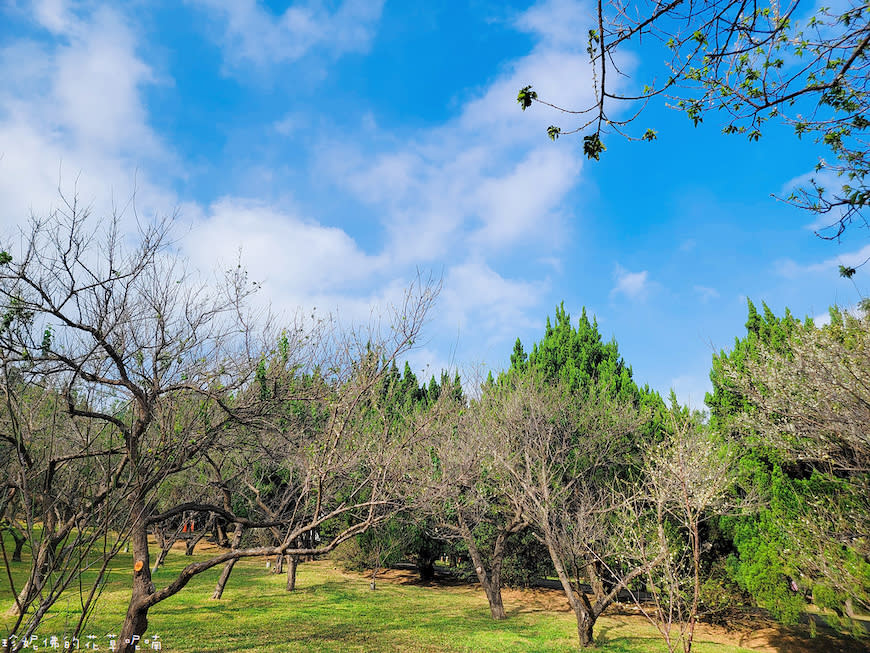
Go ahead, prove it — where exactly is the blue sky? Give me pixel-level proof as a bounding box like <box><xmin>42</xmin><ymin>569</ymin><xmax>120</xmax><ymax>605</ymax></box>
<box><xmin>1</xmin><ymin>0</ymin><xmax>867</xmax><ymax>406</ymax></box>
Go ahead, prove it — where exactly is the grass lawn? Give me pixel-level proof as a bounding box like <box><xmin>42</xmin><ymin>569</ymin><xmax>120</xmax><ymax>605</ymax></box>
<box><xmin>1</xmin><ymin>541</ymin><xmax>867</xmax><ymax>652</ymax></box>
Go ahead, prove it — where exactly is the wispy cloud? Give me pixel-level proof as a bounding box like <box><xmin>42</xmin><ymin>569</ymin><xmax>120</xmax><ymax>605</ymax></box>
<box><xmin>32</xmin><ymin>0</ymin><xmax>74</xmax><ymax>34</ymax></box>
<box><xmin>611</xmin><ymin>264</ymin><xmax>651</xmax><ymax>300</ymax></box>
<box><xmin>775</xmin><ymin>243</ymin><xmax>870</xmax><ymax>279</ymax></box>
<box><xmin>442</xmin><ymin>261</ymin><xmax>549</xmax><ymax>345</ymax></box>
<box><xmin>317</xmin><ymin>0</ymin><xmax>604</xmax><ymax>268</ymax></box>
<box><xmin>188</xmin><ymin>0</ymin><xmax>385</xmax><ymax>71</ymax></box>
<box><xmin>680</xmin><ymin>238</ymin><xmax>697</xmax><ymax>252</ymax></box>
<box><xmin>273</xmin><ymin>112</ymin><xmax>305</xmax><ymax>136</ymax></box>
<box><xmin>780</xmin><ymin>167</ymin><xmax>851</xmax><ymax>234</ymax></box>
<box><xmin>693</xmin><ymin>285</ymin><xmax>719</xmax><ymax>302</ymax></box>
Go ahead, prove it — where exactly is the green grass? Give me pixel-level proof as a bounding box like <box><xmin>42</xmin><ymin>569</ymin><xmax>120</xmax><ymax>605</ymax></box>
<box><xmin>0</xmin><ymin>541</ymin><xmax>843</xmax><ymax>652</ymax></box>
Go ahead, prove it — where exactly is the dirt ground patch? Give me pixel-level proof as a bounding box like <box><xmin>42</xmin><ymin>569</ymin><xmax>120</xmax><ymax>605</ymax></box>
<box><xmin>345</xmin><ymin>565</ymin><xmax>869</xmax><ymax>653</ymax></box>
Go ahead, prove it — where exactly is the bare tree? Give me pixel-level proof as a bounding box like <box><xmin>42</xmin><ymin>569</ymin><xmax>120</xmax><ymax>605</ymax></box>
<box><xmin>484</xmin><ymin>374</ymin><xmax>661</xmax><ymax>649</ymax></box>
<box><xmin>0</xmin><ymin>355</ymin><xmax>136</xmax><ymax>652</ymax></box>
<box><xmin>0</xmin><ymin>196</ymin><xmax>268</xmax><ymax>650</ymax></box>
<box><xmin>0</xmin><ymin>499</ymin><xmax>26</xmax><ymax>564</ymax></box>
<box><xmin>0</xmin><ymin>196</ymin><xmax>439</xmax><ymax>652</ymax></box>
<box><xmin>420</xmin><ymin>388</ymin><xmax>528</xmax><ymax>620</ymax></box>
<box><xmin>618</xmin><ymin>413</ymin><xmax>739</xmax><ymax>653</ymax></box>
<box><xmin>149</xmin><ymin>518</ymin><xmax>186</xmax><ymax>575</ymax></box>
<box><xmin>114</xmin><ymin>279</ymin><xmax>438</xmax><ymax>651</ymax></box>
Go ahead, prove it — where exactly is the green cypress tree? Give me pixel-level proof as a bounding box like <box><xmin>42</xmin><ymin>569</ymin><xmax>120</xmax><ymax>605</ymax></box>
<box><xmin>507</xmin><ymin>302</ymin><xmax>666</xmax><ymax>437</ymax></box>
<box><xmin>709</xmin><ymin>301</ymin><xmax>870</xmax><ymax>628</ymax></box>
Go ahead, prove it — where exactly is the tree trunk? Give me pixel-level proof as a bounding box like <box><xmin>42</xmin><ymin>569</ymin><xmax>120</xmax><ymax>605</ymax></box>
<box><xmin>459</xmin><ymin>514</ymin><xmax>506</xmax><ymax>620</ymax></box>
<box><xmin>117</xmin><ymin>503</ymin><xmax>155</xmax><ymax>653</ymax></box>
<box><xmin>274</xmin><ymin>554</ymin><xmax>284</xmax><ymax>574</ymax></box>
<box><xmin>117</xmin><ymin>600</ymin><xmax>149</xmax><ymax>653</ymax></box>
<box><xmin>845</xmin><ymin>597</ymin><xmax>856</xmax><ymax>619</ymax></box>
<box><xmin>151</xmin><ymin>543</ymin><xmax>171</xmax><ymax>575</ymax></box>
<box><xmin>212</xmin><ymin>525</ymin><xmax>243</xmax><ymax>600</ymax></box>
<box><xmin>6</xmin><ymin>539</ymin><xmax>52</xmax><ymax>616</ymax></box>
<box><xmin>482</xmin><ymin>572</ymin><xmax>506</xmax><ymax>619</ymax></box>
<box><xmin>588</xmin><ymin>560</ymin><xmax>606</xmax><ymax>602</ymax></box>
<box><xmin>545</xmin><ymin>536</ymin><xmax>597</xmax><ymax>649</ymax></box>
<box><xmin>151</xmin><ymin>521</ymin><xmax>187</xmax><ymax>574</ymax></box>
<box><xmin>211</xmin><ymin>559</ymin><xmax>238</xmax><ymax>600</ymax></box>
<box><xmin>9</xmin><ymin>527</ymin><xmax>25</xmax><ymax>563</ymax></box>
<box><xmin>215</xmin><ymin>522</ymin><xmax>229</xmax><ymax>548</ymax></box>
<box><xmin>184</xmin><ymin>530</ymin><xmax>206</xmax><ymax>556</ymax></box>
<box><xmin>576</xmin><ymin>607</ymin><xmax>595</xmax><ymax>648</ymax></box>
<box><xmin>8</xmin><ymin>574</ymin><xmax>34</xmax><ymax>617</ymax></box>
<box><xmin>418</xmin><ymin>559</ymin><xmax>434</xmax><ymax>581</ymax></box>
<box><xmin>416</xmin><ymin>550</ymin><xmax>437</xmax><ymax>581</ymax></box>
<box><xmin>488</xmin><ymin>522</ymin><xmax>518</xmax><ymax>620</ymax></box>
<box><xmin>180</xmin><ymin>514</ymin><xmax>211</xmax><ymax>557</ymax></box>
<box><xmin>286</xmin><ymin>555</ymin><xmax>298</xmax><ymax>592</ymax></box>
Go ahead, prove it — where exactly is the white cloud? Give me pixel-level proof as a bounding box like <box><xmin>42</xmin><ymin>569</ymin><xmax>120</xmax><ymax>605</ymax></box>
<box><xmin>693</xmin><ymin>285</ymin><xmax>719</xmax><ymax>302</ymax></box>
<box><xmin>441</xmin><ymin>261</ymin><xmax>548</xmax><ymax>345</ymax></box>
<box><xmin>54</xmin><ymin>13</ymin><xmax>162</xmax><ymax>157</ymax></box>
<box><xmin>273</xmin><ymin>112</ymin><xmax>304</xmax><ymax>136</ymax></box>
<box><xmin>611</xmin><ymin>264</ymin><xmax>650</xmax><ymax>300</ymax></box>
<box><xmin>188</xmin><ymin>0</ymin><xmax>385</xmax><ymax>70</ymax></box>
<box><xmin>184</xmin><ymin>197</ymin><xmax>384</xmax><ymax>300</ymax></box>
<box><xmin>514</xmin><ymin>0</ymin><xmax>592</xmax><ymax>47</ymax></box>
<box><xmin>471</xmin><ymin>147</ymin><xmax>581</xmax><ymax>249</ymax></box>
<box><xmin>775</xmin><ymin>243</ymin><xmax>870</xmax><ymax>279</ymax></box>
<box><xmin>812</xmin><ymin>310</ymin><xmax>832</xmax><ymax>326</ymax></box>
<box><xmin>32</xmin><ymin>0</ymin><xmax>74</xmax><ymax>34</ymax></box>
<box><xmin>0</xmin><ymin>0</ymin><xmax>590</xmax><ymax>384</ymax></box>
<box><xmin>180</xmin><ymin>197</ymin><xmax>445</xmax><ymax>341</ymax></box>
<box><xmin>539</xmin><ymin>256</ymin><xmax>563</xmax><ymax>273</ymax></box>
<box><xmin>0</xmin><ymin>4</ymin><xmax>176</xmax><ymax>233</ymax></box>
<box><xmin>319</xmin><ymin>6</ymin><xmax>605</xmax><ymax>265</ymax></box>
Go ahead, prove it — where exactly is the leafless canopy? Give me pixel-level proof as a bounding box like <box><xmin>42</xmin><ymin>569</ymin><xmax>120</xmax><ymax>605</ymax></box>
<box><xmin>0</xmin><ymin>193</ymin><xmax>441</xmax><ymax>653</ymax></box>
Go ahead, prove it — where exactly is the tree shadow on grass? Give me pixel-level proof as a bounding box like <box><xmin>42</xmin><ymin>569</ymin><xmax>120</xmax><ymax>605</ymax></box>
<box><xmin>763</xmin><ymin>625</ymin><xmax>869</xmax><ymax>653</ymax></box>
<box><xmin>592</xmin><ymin>625</ymin><xmax>647</xmax><ymax>653</ymax></box>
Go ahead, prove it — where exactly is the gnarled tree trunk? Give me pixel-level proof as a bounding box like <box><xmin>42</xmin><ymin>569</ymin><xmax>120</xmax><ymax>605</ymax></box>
<box><xmin>118</xmin><ymin>505</ymin><xmax>155</xmax><ymax>653</ymax></box>
<box><xmin>466</xmin><ymin>536</ymin><xmax>505</xmax><ymax>619</ymax></box>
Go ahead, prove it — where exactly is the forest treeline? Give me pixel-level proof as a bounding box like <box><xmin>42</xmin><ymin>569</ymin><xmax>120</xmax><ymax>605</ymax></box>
<box><xmin>0</xmin><ymin>209</ymin><xmax>868</xmax><ymax>653</ymax></box>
